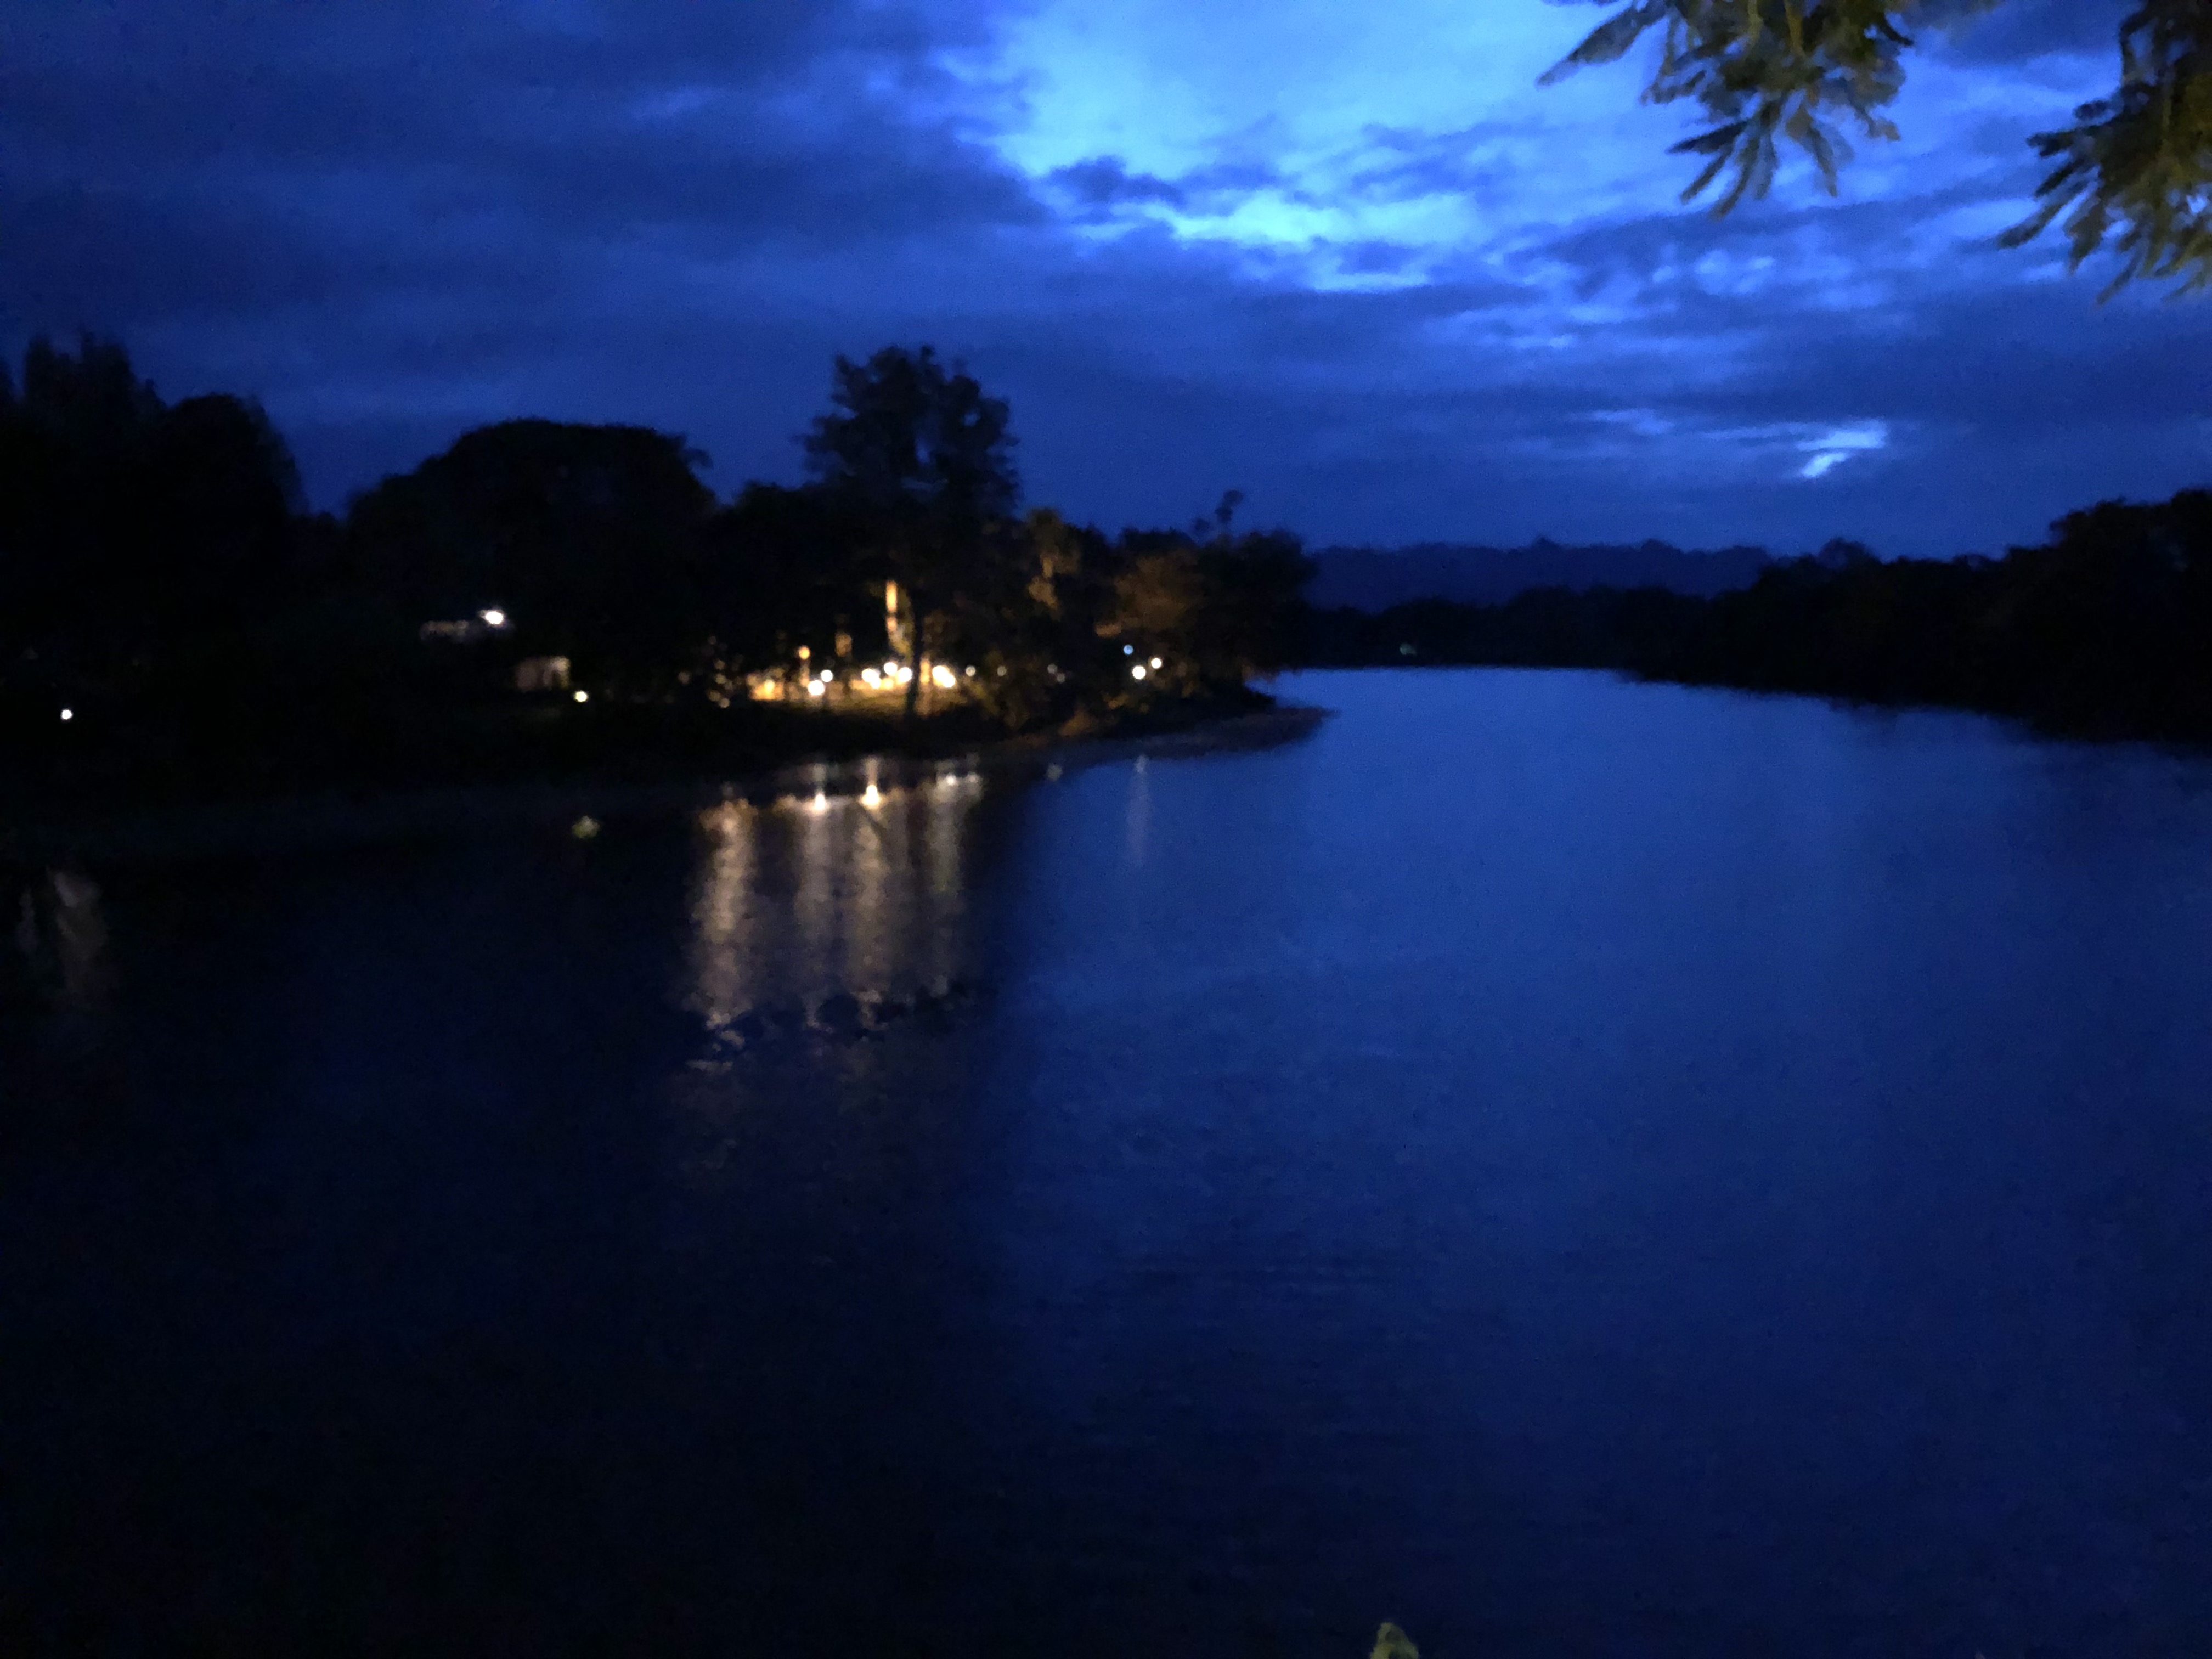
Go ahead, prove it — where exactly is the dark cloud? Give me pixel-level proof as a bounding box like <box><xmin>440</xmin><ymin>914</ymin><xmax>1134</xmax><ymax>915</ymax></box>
<box><xmin>1047</xmin><ymin>157</ymin><xmax>1187</xmax><ymax>210</ymax></box>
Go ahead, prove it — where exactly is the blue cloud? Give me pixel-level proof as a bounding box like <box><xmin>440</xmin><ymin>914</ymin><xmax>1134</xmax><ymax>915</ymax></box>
<box><xmin>1</xmin><ymin>0</ymin><xmax>2201</xmax><ymax>563</ymax></box>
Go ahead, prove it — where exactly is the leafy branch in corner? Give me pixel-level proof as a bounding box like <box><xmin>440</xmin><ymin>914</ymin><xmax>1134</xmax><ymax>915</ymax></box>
<box><xmin>1538</xmin><ymin>0</ymin><xmax>2212</xmax><ymax>299</ymax></box>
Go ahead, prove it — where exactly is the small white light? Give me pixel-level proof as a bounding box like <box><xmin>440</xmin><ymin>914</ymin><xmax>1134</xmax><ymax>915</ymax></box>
<box><xmin>861</xmin><ymin>668</ymin><xmax>881</xmax><ymax>687</ymax></box>
<box><xmin>964</xmin><ymin>665</ymin><xmax>976</xmax><ymax>678</ymax></box>
<box><xmin>60</xmin><ymin>708</ymin><xmax>74</xmax><ymax>722</ymax></box>
<box><xmin>806</xmin><ymin>679</ymin><xmax>826</xmax><ymax>697</ymax></box>
<box><xmin>573</xmin><ymin>690</ymin><xmax>589</xmax><ymax>703</ymax></box>
<box><xmin>930</xmin><ymin>663</ymin><xmax>957</xmax><ymax>690</ymax></box>
<box><xmin>1149</xmin><ymin>657</ymin><xmax>1162</xmax><ymax>669</ymax></box>
<box><xmin>883</xmin><ymin>661</ymin><xmax>900</xmax><ymax>677</ymax></box>
<box><xmin>897</xmin><ymin>666</ymin><xmax>915</xmax><ymax>685</ymax></box>
<box><xmin>1131</xmin><ymin>664</ymin><xmax>1147</xmax><ymax>680</ymax></box>
<box><xmin>480</xmin><ymin>608</ymin><xmax>506</xmax><ymax>628</ymax></box>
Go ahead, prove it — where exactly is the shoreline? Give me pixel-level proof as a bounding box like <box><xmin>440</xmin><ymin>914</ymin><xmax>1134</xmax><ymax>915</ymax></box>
<box><xmin>6</xmin><ymin>703</ymin><xmax>1332</xmax><ymax>866</ymax></box>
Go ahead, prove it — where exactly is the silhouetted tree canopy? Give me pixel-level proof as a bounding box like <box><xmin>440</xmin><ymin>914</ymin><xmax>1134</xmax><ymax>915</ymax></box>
<box><xmin>1301</xmin><ymin>484</ymin><xmax>2212</xmax><ymax>741</ymax></box>
<box><xmin>1541</xmin><ymin>0</ymin><xmax>2212</xmax><ymax>297</ymax></box>
<box><xmin>803</xmin><ymin>345</ymin><xmax>1020</xmax><ymax>714</ymax></box>
<box><xmin>0</xmin><ymin>334</ymin><xmax>308</xmax><ymax>703</ymax></box>
<box><xmin>703</xmin><ymin>482</ymin><xmax>886</xmax><ymax>668</ymax></box>
<box><xmin>346</xmin><ymin>419</ymin><xmax>716</xmax><ymax>689</ymax></box>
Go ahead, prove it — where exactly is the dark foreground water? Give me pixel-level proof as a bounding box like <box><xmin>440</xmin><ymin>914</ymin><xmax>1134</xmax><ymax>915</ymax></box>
<box><xmin>5</xmin><ymin>670</ymin><xmax>2210</xmax><ymax>1658</ymax></box>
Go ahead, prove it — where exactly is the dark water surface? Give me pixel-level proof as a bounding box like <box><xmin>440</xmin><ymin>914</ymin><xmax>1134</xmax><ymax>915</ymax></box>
<box><xmin>6</xmin><ymin>670</ymin><xmax>2210</xmax><ymax>1657</ymax></box>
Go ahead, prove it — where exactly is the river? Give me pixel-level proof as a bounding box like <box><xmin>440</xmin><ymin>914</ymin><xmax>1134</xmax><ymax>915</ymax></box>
<box><xmin>5</xmin><ymin>669</ymin><xmax>2209</xmax><ymax>1656</ymax></box>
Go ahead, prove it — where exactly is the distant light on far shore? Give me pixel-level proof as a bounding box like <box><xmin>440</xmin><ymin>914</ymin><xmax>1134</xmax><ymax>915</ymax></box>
<box><xmin>1131</xmin><ymin>664</ymin><xmax>1147</xmax><ymax>680</ymax></box>
<box><xmin>1149</xmin><ymin>657</ymin><xmax>1162</xmax><ymax>669</ymax></box>
<box><xmin>60</xmin><ymin>708</ymin><xmax>74</xmax><ymax>721</ymax></box>
<box><xmin>573</xmin><ymin>690</ymin><xmax>590</xmax><ymax>703</ymax></box>
<box><xmin>480</xmin><ymin>608</ymin><xmax>506</xmax><ymax>628</ymax></box>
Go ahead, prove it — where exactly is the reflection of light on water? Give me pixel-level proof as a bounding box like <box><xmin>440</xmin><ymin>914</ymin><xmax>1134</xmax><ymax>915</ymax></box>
<box><xmin>14</xmin><ymin>867</ymin><xmax>112</xmax><ymax>1008</ymax></box>
<box><xmin>691</xmin><ymin>802</ymin><xmax>758</xmax><ymax>1024</ymax></box>
<box><xmin>686</xmin><ymin>773</ymin><xmax>986</xmax><ymax>1035</ymax></box>
<box><xmin>1125</xmin><ymin>760</ymin><xmax>1151</xmax><ymax>868</ymax></box>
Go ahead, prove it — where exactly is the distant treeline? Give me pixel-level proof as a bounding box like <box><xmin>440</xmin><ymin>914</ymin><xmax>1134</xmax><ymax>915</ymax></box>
<box><xmin>1</xmin><ymin>336</ymin><xmax>1310</xmax><ymax>811</ymax></box>
<box><xmin>1300</xmin><ymin>510</ymin><xmax>2212</xmax><ymax>744</ymax></box>
<box><xmin>1305</xmin><ymin>539</ymin><xmax>1773</xmax><ymax>610</ymax></box>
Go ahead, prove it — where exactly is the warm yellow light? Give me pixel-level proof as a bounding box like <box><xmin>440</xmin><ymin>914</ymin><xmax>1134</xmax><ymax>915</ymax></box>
<box><xmin>1130</xmin><ymin>664</ymin><xmax>1147</xmax><ymax>680</ymax></box>
<box><xmin>797</xmin><ymin>645</ymin><xmax>811</xmax><ymax>662</ymax></box>
<box><xmin>883</xmin><ymin>660</ymin><xmax>899</xmax><ymax>677</ymax></box>
<box><xmin>861</xmin><ymin>668</ymin><xmax>881</xmax><ymax>687</ymax></box>
<box><xmin>573</xmin><ymin>690</ymin><xmax>590</xmax><ymax>703</ymax></box>
<box><xmin>897</xmin><ymin>666</ymin><xmax>915</xmax><ymax>685</ymax></box>
<box><xmin>571</xmin><ymin>815</ymin><xmax>601</xmax><ymax>840</ymax></box>
<box><xmin>964</xmin><ymin>665</ymin><xmax>977</xmax><ymax>677</ymax></box>
<box><xmin>1149</xmin><ymin>657</ymin><xmax>1162</xmax><ymax>669</ymax></box>
<box><xmin>808</xmin><ymin>791</ymin><xmax>830</xmax><ymax>814</ymax></box>
<box><xmin>806</xmin><ymin>679</ymin><xmax>826</xmax><ymax>697</ymax></box>
<box><xmin>862</xmin><ymin>783</ymin><xmax>882</xmax><ymax>808</ymax></box>
<box><xmin>930</xmin><ymin>663</ymin><xmax>957</xmax><ymax>689</ymax></box>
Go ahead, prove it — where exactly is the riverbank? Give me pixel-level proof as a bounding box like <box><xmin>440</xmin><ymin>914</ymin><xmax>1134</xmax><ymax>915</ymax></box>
<box><xmin>4</xmin><ymin>699</ymin><xmax>1329</xmax><ymax>866</ymax></box>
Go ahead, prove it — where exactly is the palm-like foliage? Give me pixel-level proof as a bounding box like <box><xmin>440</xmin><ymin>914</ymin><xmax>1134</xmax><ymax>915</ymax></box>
<box><xmin>1996</xmin><ymin>1</ymin><xmax>2212</xmax><ymax>299</ymax></box>
<box><xmin>1540</xmin><ymin>0</ymin><xmax>2212</xmax><ymax>298</ymax></box>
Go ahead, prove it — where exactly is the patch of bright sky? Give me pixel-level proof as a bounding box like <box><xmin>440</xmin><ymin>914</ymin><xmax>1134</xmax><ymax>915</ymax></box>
<box><xmin>978</xmin><ymin>0</ymin><xmax>2118</xmax><ymax>286</ymax></box>
<box><xmin>983</xmin><ymin>0</ymin><xmax>1690</xmax><ymax>268</ymax></box>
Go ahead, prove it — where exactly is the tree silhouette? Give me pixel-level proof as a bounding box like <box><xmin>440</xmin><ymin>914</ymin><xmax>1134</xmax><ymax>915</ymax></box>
<box><xmin>1540</xmin><ymin>0</ymin><xmax>2212</xmax><ymax>298</ymax></box>
<box><xmin>802</xmin><ymin>345</ymin><xmax>1019</xmax><ymax>718</ymax></box>
<box><xmin>0</xmin><ymin>334</ymin><xmax>306</xmax><ymax>706</ymax></box>
<box><xmin>346</xmin><ymin>419</ymin><xmax>717</xmax><ymax>693</ymax></box>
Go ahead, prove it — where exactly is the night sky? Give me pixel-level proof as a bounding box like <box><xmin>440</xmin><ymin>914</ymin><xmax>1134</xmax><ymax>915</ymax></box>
<box><xmin>5</xmin><ymin>0</ymin><xmax>2202</xmax><ymax>557</ymax></box>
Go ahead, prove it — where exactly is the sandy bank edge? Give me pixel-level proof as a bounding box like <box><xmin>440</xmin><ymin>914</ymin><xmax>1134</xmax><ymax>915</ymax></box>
<box><xmin>9</xmin><ymin>703</ymin><xmax>1334</xmax><ymax>866</ymax></box>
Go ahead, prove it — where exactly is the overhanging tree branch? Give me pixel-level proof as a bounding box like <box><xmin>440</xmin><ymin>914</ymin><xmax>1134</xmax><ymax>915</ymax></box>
<box><xmin>1538</xmin><ymin>0</ymin><xmax>2212</xmax><ymax>298</ymax></box>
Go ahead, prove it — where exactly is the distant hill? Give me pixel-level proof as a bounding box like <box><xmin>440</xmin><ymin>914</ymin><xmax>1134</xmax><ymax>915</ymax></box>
<box><xmin>1306</xmin><ymin>538</ymin><xmax>1773</xmax><ymax>611</ymax></box>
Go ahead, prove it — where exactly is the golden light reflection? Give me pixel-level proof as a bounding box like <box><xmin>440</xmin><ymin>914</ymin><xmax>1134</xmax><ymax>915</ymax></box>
<box><xmin>686</xmin><ymin>770</ymin><xmax>985</xmax><ymax>1038</ymax></box>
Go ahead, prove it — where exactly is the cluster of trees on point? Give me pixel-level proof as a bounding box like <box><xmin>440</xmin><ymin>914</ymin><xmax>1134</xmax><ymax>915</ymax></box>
<box><xmin>1</xmin><ymin>337</ymin><xmax>1312</xmax><ymax>805</ymax></box>
<box><xmin>1303</xmin><ymin>500</ymin><xmax>2212</xmax><ymax>743</ymax></box>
